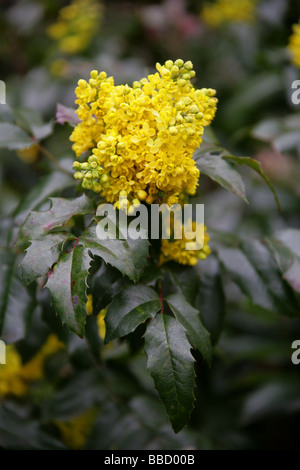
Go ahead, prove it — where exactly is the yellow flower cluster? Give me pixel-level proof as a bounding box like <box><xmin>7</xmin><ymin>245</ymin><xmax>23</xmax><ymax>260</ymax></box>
<box><xmin>47</xmin><ymin>0</ymin><xmax>103</xmax><ymax>55</ymax></box>
<box><xmin>288</xmin><ymin>21</ymin><xmax>300</xmax><ymax>68</ymax></box>
<box><xmin>202</xmin><ymin>0</ymin><xmax>257</xmax><ymax>27</ymax></box>
<box><xmin>160</xmin><ymin>222</ymin><xmax>211</xmax><ymax>266</ymax></box>
<box><xmin>0</xmin><ymin>335</ymin><xmax>64</xmax><ymax>398</ymax></box>
<box><xmin>70</xmin><ymin>59</ymin><xmax>217</xmax><ymax>207</ymax></box>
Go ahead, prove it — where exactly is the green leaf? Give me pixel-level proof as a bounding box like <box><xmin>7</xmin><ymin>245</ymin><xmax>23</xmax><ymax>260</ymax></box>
<box><xmin>18</xmin><ymin>194</ymin><xmax>94</xmax><ymax>245</ymax></box>
<box><xmin>13</xmin><ymin>107</ymin><xmax>53</xmax><ymax>140</ymax></box>
<box><xmin>194</xmin><ymin>152</ymin><xmax>248</xmax><ymax>203</ymax></box>
<box><xmin>0</xmin><ymin>122</ymin><xmax>33</xmax><ymax>150</ymax></box>
<box><xmin>214</xmin><ymin>235</ymin><xmax>299</xmax><ymax>317</ymax></box>
<box><xmin>163</xmin><ymin>264</ymin><xmax>199</xmax><ymax>304</ymax></box>
<box><xmin>194</xmin><ymin>256</ymin><xmax>225</xmax><ymax>345</ymax></box>
<box><xmin>266</xmin><ymin>229</ymin><xmax>300</xmax><ymax>294</ymax></box>
<box><xmin>0</xmin><ymin>251</ymin><xmax>36</xmax><ymax>342</ymax></box>
<box><xmin>166</xmin><ymin>293</ymin><xmax>212</xmax><ymax>365</ymax></box>
<box><xmin>13</xmin><ymin>170</ymin><xmax>74</xmax><ymax>226</ymax></box>
<box><xmin>144</xmin><ymin>314</ymin><xmax>195</xmax><ymax>433</ymax></box>
<box><xmin>105</xmin><ymin>285</ymin><xmax>161</xmax><ymax>343</ymax></box>
<box><xmin>20</xmin><ymin>232</ymin><xmax>76</xmax><ymax>285</ymax></box>
<box><xmin>80</xmin><ymin>224</ymin><xmax>149</xmax><ymax>282</ymax></box>
<box><xmin>46</xmin><ymin>245</ymin><xmax>91</xmax><ymax>337</ymax></box>
<box><xmin>223</xmin><ymin>155</ymin><xmax>281</xmax><ymax>211</ymax></box>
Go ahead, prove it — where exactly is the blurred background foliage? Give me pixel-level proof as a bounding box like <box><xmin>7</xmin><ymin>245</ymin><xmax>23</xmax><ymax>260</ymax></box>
<box><xmin>1</xmin><ymin>0</ymin><xmax>300</xmax><ymax>450</ymax></box>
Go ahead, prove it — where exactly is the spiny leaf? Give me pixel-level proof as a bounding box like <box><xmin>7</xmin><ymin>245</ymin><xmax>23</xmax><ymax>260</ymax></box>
<box><xmin>19</xmin><ymin>194</ymin><xmax>94</xmax><ymax>245</ymax></box>
<box><xmin>46</xmin><ymin>245</ymin><xmax>91</xmax><ymax>337</ymax></box>
<box><xmin>144</xmin><ymin>314</ymin><xmax>195</xmax><ymax>433</ymax></box>
<box><xmin>105</xmin><ymin>285</ymin><xmax>161</xmax><ymax>343</ymax></box>
<box><xmin>20</xmin><ymin>232</ymin><xmax>76</xmax><ymax>286</ymax></box>
<box><xmin>166</xmin><ymin>293</ymin><xmax>212</xmax><ymax>365</ymax></box>
<box><xmin>80</xmin><ymin>224</ymin><xmax>149</xmax><ymax>282</ymax></box>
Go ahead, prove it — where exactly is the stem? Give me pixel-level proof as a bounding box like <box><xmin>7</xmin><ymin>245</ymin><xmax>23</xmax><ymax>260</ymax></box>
<box><xmin>38</xmin><ymin>143</ymin><xmax>73</xmax><ymax>176</ymax></box>
<box><xmin>159</xmin><ymin>283</ymin><xmax>164</xmax><ymax>314</ymax></box>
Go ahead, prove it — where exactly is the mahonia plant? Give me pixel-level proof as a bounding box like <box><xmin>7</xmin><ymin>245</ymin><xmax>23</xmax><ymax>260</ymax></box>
<box><xmin>11</xmin><ymin>58</ymin><xmax>283</xmax><ymax>434</ymax></box>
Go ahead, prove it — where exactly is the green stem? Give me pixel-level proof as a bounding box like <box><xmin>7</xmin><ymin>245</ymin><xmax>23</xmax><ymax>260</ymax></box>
<box><xmin>38</xmin><ymin>144</ymin><xmax>73</xmax><ymax>177</ymax></box>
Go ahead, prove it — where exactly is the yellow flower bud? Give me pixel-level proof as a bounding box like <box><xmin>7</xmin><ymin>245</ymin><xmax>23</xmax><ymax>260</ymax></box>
<box><xmin>137</xmin><ymin>190</ymin><xmax>148</xmax><ymax>201</ymax></box>
<box><xmin>175</xmin><ymin>59</ymin><xmax>184</xmax><ymax>67</ymax></box>
<box><xmin>169</xmin><ymin>126</ymin><xmax>178</xmax><ymax>136</ymax></box>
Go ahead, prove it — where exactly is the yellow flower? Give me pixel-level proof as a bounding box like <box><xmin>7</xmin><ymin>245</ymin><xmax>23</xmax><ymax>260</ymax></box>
<box><xmin>86</xmin><ymin>294</ymin><xmax>93</xmax><ymax>315</ymax></box>
<box><xmin>0</xmin><ymin>346</ymin><xmax>28</xmax><ymax>397</ymax></box>
<box><xmin>202</xmin><ymin>0</ymin><xmax>257</xmax><ymax>27</ymax></box>
<box><xmin>70</xmin><ymin>60</ymin><xmax>217</xmax><ymax>207</ymax></box>
<box><xmin>160</xmin><ymin>222</ymin><xmax>211</xmax><ymax>266</ymax></box>
<box><xmin>16</xmin><ymin>143</ymin><xmax>40</xmax><ymax>164</ymax></box>
<box><xmin>47</xmin><ymin>0</ymin><xmax>103</xmax><ymax>55</ymax></box>
<box><xmin>0</xmin><ymin>335</ymin><xmax>64</xmax><ymax>398</ymax></box>
<box><xmin>49</xmin><ymin>58</ymin><xmax>70</xmax><ymax>77</ymax></box>
<box><xmin>288</xmin><ymin>21</ymin><xmax>300</xmax><ymax>68</ymax></box>
<box><xmin>55</xmin><ymin>408</ymin><xmax>96</xmax><ymax>449</ymax></box>
<box><xmin>21</xmin><ymin>334</ymin><xmax>64</xmax><ymax>382</ymax></box>
<box><xmin>97</xmin><ymin>308</ymin><xmax>107</xmax><ymax>341</ymax></box>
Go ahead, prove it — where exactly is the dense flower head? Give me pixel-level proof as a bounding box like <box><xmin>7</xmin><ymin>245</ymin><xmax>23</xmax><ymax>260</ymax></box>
<box><xmin>70</xmin><ymin>59</ymin><xmax>217</xmax><ymax>207</ymax></box>
<box><xmin>288</xmin><ymin>21</ymin><xmax>300</xmax><ymax>68</ymax></box>
<box><xmin>202</xmin><ymin>0</ymin><xmax>257</xmax><ymax>27</ymax></box>
<box><xmin>160</xmin><ymin>222</ymin><xmax>211</xmax><ymax>266</ymax></box>
<box><xmin>47</xmin><ymin>0</ymin><xmax>103</xmax><ymax>55</ymax></box>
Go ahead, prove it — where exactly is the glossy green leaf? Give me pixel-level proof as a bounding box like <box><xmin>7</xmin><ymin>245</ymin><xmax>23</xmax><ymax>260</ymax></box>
<box><xmin>46</xmin><ymin>245</ymin><xmax>91</xmax><ymax>337</ymax></box>
<box><xmin>162</xmin><ymin>263</ymin><xmax>199</xmax><ymax>304</ymax></box>
<box><xmin>105</xmin><ymin>285</ymin><xmax>161</xmax><ymax>343</ymax></box>
<box><xmin>194</xmin><ymin>152</ymin><xmax>248</xmax><ymax>203</ymax></box>
<box><xmin>19</xmin><ymin>194</ymin><xmax>94</xmax><ymax>245</ymax></box>
<box><xmin>166</xmin><ymin>293</ymin><xmax>212</xmax><ymax>365</ymax></box>
<box><xmin>144</xmin><ymin>314</ymin><xmax>195</xmax><ymax>433</ymax></box>
<box><xmin>20</xmin><ymin>232</ymin><xmax>75</xmax><ymax>285</ymax></box>
<box><xmin>80</xmin><ymin>224</ymin><xmax>149</xmax><ymax>282</ymax></box>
